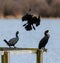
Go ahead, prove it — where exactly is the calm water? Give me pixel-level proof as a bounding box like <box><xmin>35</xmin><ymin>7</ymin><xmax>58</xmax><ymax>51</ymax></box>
<box><xmin>0</xmin><ymin>18</ymin><xmax>60</xmax><ymax>63</ymax></box>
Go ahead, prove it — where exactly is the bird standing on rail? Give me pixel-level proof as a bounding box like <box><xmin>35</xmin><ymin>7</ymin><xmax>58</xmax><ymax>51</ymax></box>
<box><xmin>4</xmin><ymin>31</ymin><xmax>19</xmax><ymax>48</ymax></box>
<box><xmin>38</xmin><ymin>30</ymin><xmax>50</xmax><ymax>50</ymax></box>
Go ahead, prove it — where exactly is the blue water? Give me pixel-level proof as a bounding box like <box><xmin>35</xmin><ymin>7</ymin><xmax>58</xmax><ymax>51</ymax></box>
<box><xmin>0</xmin><ymin>18</ymin><xmax>60</xmax><ymax>63</ymax></box>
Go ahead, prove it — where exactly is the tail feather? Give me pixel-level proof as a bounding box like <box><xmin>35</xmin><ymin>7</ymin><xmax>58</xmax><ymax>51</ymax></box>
<box><xmin>4</xmin><ymin>39</ymin><xmax>9</xmax><ymax>45</ymax></box>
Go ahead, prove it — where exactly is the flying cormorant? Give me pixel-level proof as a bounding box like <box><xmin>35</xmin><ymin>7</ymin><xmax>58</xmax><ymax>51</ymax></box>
<box><xmin>22</xmin><ymin>9</ymin><xmax>41</xmax><ymax>31</ymax></box>
<box><xmin>4</xmin><ymin>31</ymin><xmax>19</xmax><ymax>48</ymax></box>
<box><xmin>38</xmin><ymin>30</ymin><xmax>50</xmax><ymax>50</ymax></box>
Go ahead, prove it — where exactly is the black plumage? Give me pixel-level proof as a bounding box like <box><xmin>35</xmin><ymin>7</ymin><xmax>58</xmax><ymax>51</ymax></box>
<box><xmin>4</xmin><ymin>31</ymin><xmax>19</xmax><ymax>48</ymax></box>
<box><xmin>22</xmin><ymin>9</ymin><xmax>40</xmax><ymax>31</ymax></box>
<box><xmin>38</xmin><ymin>30</ymin><xmax>50</xmax><ymax>49</ymax></box>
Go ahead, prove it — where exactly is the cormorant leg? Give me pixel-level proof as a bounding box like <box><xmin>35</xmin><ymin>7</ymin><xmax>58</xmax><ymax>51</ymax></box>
<box><xmin>32</xmin><ymin>25</ymin><xmax>35</xmax><ymax>30</ymax></box>
<box><xmin>13</xmin><ymin>46</ymin><xmax>16</xmax><ymax>48</ymax></box>
<box><xmin>42</xmin><ymin>48</ymin><xmax>47</xmax><ymax>52</ymax></box>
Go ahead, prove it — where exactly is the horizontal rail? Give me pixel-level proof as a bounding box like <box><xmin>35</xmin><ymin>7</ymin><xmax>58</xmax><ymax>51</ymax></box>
<box><xmin>0</xmin><ymin>47</ymin><xmax>41</xmax><ymax>55</ymax></box>
<box><xmin>0</xmin><ymin>47</ymin><xmax>47</xmax><ymax>55</ymax></box>
<box><xmin>0</xmin><ymin>47</ymin><xmax>37</xmax><ymax>51</ymax></box>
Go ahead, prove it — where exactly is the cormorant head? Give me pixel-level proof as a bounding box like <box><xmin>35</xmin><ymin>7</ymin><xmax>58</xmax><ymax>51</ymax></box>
<box><xmin>44</xmin><ymin>30</ymin><xmax>49</xmax><ymax>36</ymax></box>
<box><xmin>16</xmin><ymin>31</ymin><xmax>19</xmax><ymax>34</ymax></box>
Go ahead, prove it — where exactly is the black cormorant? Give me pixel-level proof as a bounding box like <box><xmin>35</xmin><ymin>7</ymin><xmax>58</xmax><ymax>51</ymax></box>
<box><xmin>38</xmin><ymin>30</ymin><xmax>50</xmax><ymax>50</ymax></box>
<box><xmin>4</xmin><ymin>31</ymin><xmax>19</xmax><ymax>48</ymax></box>
<box><xmin>22</xmin><ymin>12</ymin><xmax>40</xmax><ymax>31</ymax></box>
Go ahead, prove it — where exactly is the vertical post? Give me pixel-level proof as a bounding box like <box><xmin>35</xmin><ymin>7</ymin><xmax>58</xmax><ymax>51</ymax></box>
<box><xmin>36</xmin><ymin>49</ymin><xmax>43</xmax><ymax>63</ymax></box>
<box><xmin>1</xmin><ymin>52</ymin><xmax>10</xmax><ymax>63</ymax></box>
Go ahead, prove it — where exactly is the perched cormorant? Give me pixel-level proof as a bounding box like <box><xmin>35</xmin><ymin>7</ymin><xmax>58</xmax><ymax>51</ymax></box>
<box><xmin>38</xmin><ymin>30</ymin><xmax>50</xmax><ymax>50</ymax></box>
<box><xmin>4</xmin><ymin>31</ymin><xmax>19</xmax><ymax>48</ymax></box>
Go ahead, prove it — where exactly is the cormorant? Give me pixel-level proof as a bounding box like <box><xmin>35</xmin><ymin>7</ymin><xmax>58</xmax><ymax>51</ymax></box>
<box><xmin>22</xmin><ymin>11</ymin><xmax>40</xmax><ymax>31</ymax></box>
<box><xmin>38</xmin><ymin>30</ymin><xmax>50</xmax><ymax>50</ymax></box>
<box><xmin>4</xmin><ymin>31</ymin><xmax>19</xmax><ymax>48</ymax></box>
<box><xmin>32</xmin><ymin>13</ymin><xmax>40</xmax><ymax>27</ymax></box>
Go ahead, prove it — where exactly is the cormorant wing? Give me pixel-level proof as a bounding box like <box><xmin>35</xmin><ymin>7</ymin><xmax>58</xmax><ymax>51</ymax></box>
<box><xmin>39</xmin><ymin>36</ymin><xmax>49</xmax><ymax>49</ymax></box>
<box><xmin>8</xmin><ymin>37</ymin><xmax>19</xmax><ymax>45</ymax></box>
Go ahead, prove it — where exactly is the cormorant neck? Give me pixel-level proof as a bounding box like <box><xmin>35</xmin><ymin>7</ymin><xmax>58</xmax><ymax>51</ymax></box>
<box><xmin>45</xmin><ymin>32</ymin><xmax>48</xmax><ymax>36</ymax></box>
<box><xmin>44</xmin><ymin>32</ymin><xmax>50</xmax><ymax>38</ymax></box>
<box><xmin>16</xmin><ymin>34</ymin><xmax>18</xmax><ymax>38</ymax></box>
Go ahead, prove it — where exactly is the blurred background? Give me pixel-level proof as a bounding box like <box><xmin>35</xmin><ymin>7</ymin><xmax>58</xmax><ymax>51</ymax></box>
<box><xmin>0</xmin><ymin>0</ymin><xmax>60</xmax><ymax>18</ymax></box>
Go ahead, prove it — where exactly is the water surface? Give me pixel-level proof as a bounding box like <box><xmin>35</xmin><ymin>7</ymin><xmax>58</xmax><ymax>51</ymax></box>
<box><xmin>0</xmin><ymin>18</ymin><xmax>60</xmax><ymax>63</ymax></box>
